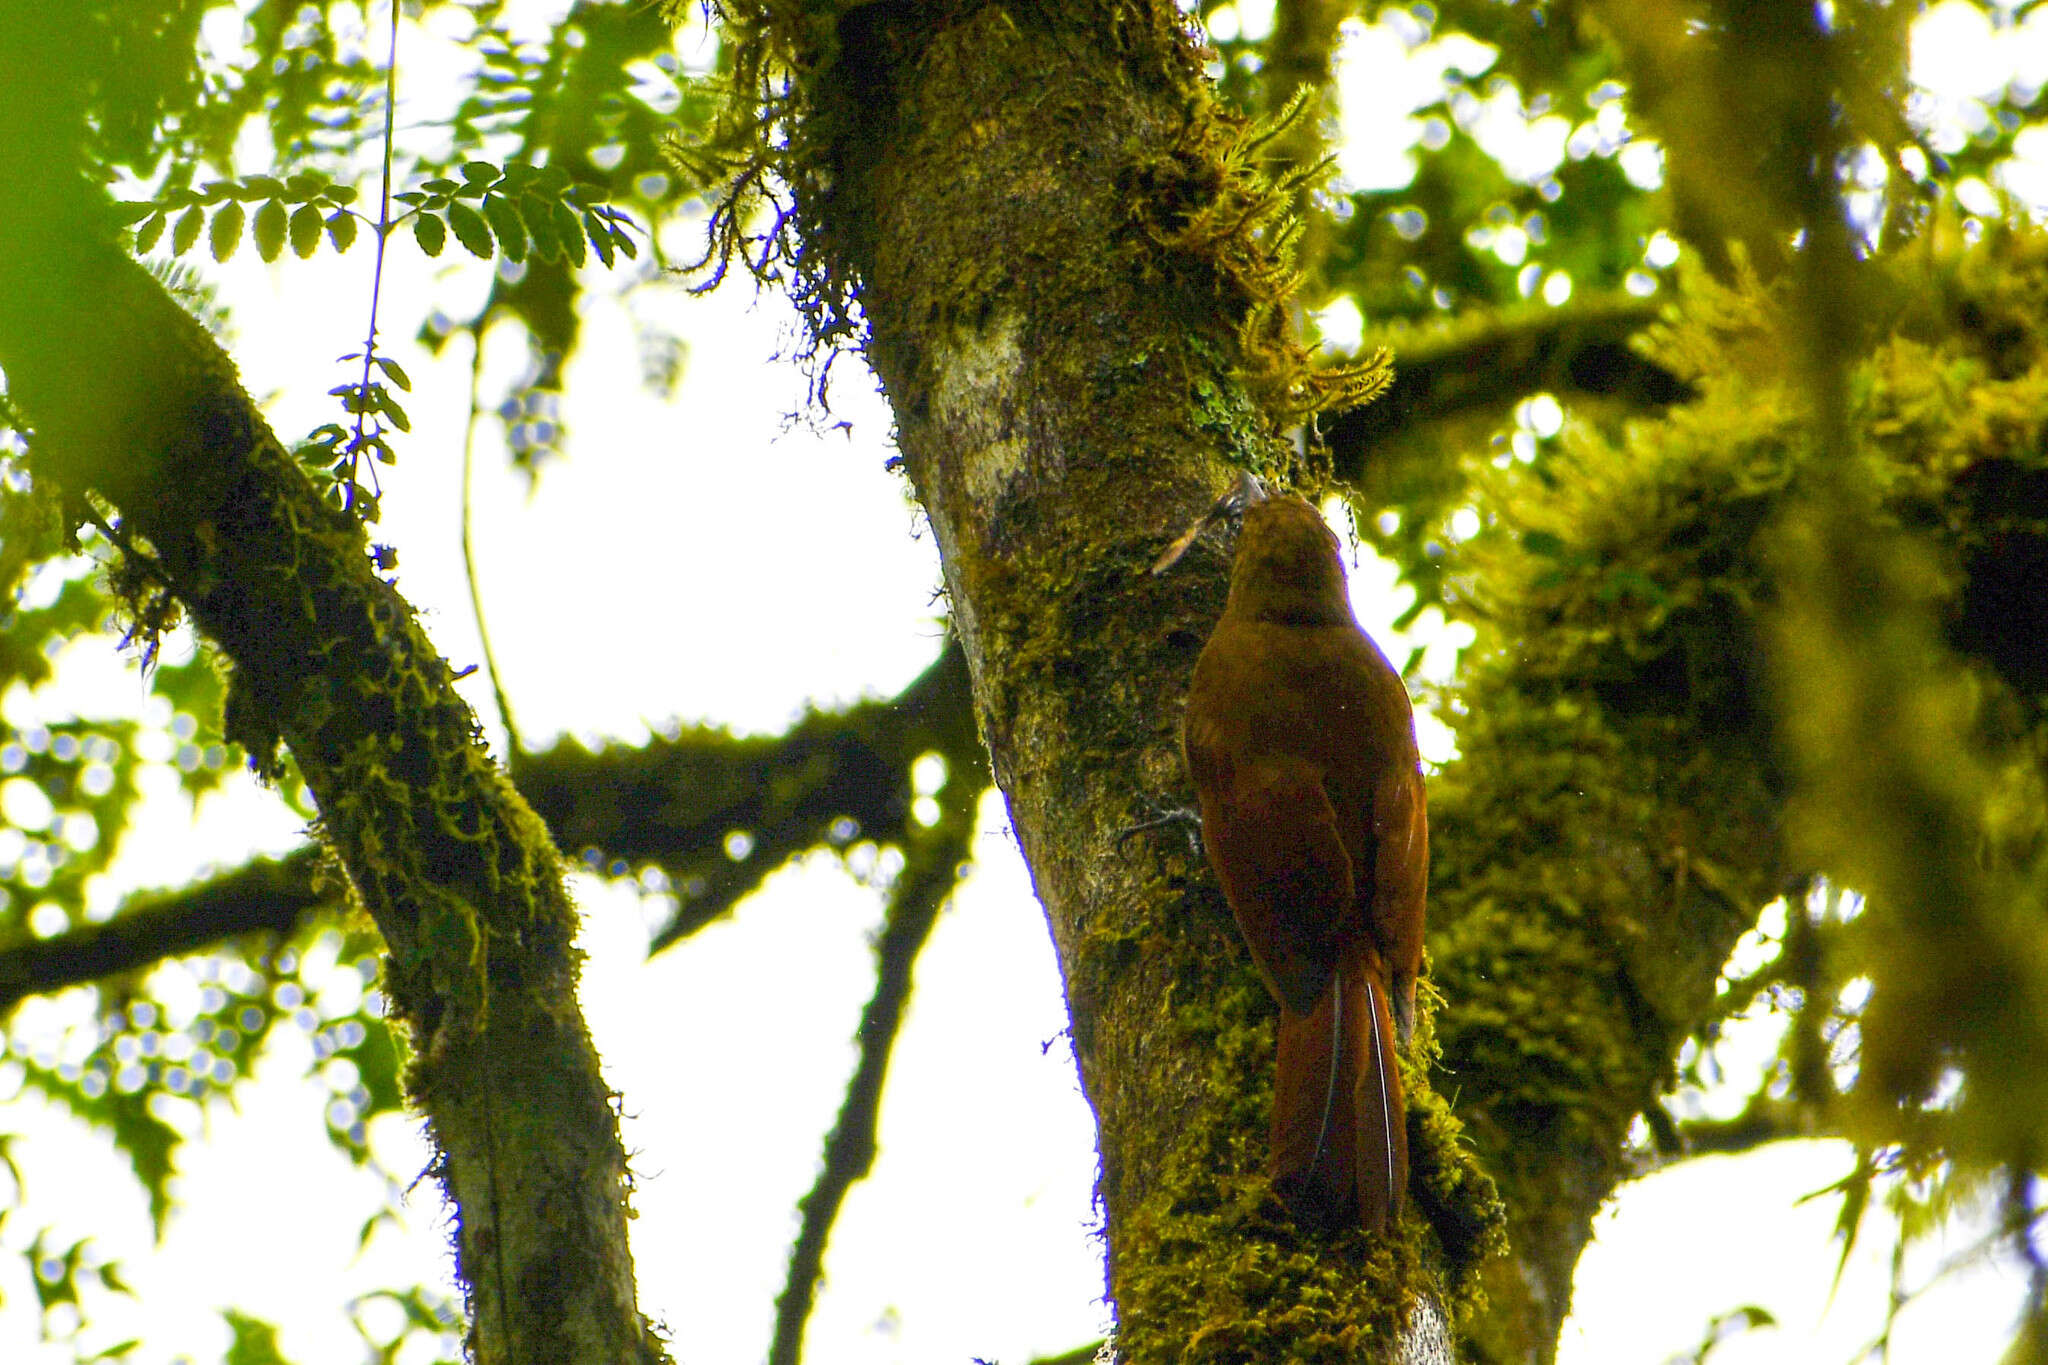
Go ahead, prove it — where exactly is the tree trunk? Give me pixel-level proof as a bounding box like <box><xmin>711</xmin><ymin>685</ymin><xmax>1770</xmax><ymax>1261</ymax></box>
<box><xmin>0</xmin><ymin>11</ymin><xmax>665</xmax><ymax>1363</ymax></box>
<box><xmin>754</xmin><ymin>1</ymin><xmax>1486</xmax><ymax>1357</ymax></box>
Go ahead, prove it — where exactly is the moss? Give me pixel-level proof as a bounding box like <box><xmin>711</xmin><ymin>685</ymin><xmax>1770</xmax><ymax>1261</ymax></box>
<box><xmin>1119</xmin><ymin>83</ymin><xmax>1391</xmax><ymax>434</ymax></box>
<box><xmin>1420</xmin><ymin>223</ymin><xmax>2048</xmax><ymax>1357</ymax></box>
<box><xmin>1110</xmin><ymin>966</ymin><xmax>1500</xmax><ymax>1361</ymax></box>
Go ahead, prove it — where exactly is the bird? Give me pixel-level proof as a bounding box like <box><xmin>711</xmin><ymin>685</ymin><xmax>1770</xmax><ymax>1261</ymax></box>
<box><xmin>1157</xmin><ymin>472</ymin><xmax>1427</xmax><ymax>1233</ymax></box>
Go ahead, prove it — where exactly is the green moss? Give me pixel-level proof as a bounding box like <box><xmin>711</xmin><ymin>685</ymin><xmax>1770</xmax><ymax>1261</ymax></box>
<box><xmin>1418</xmin><ymin>223</ymin><xmax>2048</xmax><ymax>1357</ymax></box>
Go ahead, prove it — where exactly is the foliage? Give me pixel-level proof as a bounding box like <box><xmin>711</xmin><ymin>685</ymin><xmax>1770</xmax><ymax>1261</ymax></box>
<box><xmin>1428</xmin><ymin>222</ymin><xmax>2048</xmax><ymax>1353</ymax></box>
<box><xmin>5</xmin><ymin>0</ymin><xmax>2048</xmax><ymax>1359</ymax></box>
<box><xmin>0</xmin><ymin>0</ymin><xmax>709</xmax><ymax>1351</ymax></box>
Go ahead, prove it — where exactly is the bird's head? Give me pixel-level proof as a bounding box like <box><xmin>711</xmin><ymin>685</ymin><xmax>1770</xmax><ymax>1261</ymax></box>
<box><xmin>1152</xmin><ymin>473</ymin><xmax>1353</xmax><ymax>628</ymax></box>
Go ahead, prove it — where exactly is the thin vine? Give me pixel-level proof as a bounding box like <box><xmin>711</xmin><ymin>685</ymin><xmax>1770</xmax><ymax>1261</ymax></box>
<box><xmin>345</xmin><ymin>0</ymin><xmax>405</xmax><ymax>517</ymax></box>
<box><xmin>459</xmin><ymin>330</ymin><xmax>524</xmax><ymax>759</ymax></box>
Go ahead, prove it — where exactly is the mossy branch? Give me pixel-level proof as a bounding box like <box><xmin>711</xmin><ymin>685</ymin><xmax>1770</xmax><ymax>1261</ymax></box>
<box><xmin>517</xmin><ymin>639</ymin><xmax>981</xmax><ymax>951</ymax></box>
<box><xmin>0</xmin><ymin>645</ymin><xmax>983</xmax><ymax>1019</ymax></box>
<box><xmin>0</xmin><ymin>849</ymin><xmax>331</xmax><ymax>1018</ymax></box>
<box><xmin>1320</xmin><ymin>296</ymin><xmax>1689</xmax><ymax>475</ymax></box>
<box><xmin>0</xmin><ymin>13</ymin><xmax>668</xmax><ymax>1357</ymax></box>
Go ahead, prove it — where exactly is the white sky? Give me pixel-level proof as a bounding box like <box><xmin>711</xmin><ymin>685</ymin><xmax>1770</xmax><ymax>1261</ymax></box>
<box><xmin>1</xmin><ymin>4</ymin><xmax>2041</xmax><ymax>1363</ymax></box>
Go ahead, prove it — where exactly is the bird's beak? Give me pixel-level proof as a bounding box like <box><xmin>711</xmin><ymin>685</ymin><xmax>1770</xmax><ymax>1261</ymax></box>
<box><xmin>1149</xmin><ymin>471</ymin><xmax>1269</xmax><ymax>575</ymax></box>
<box><xmin>1220</xmin><ymin>470</ymin><xmax>1269</xmax><ymax>515</ymax></box>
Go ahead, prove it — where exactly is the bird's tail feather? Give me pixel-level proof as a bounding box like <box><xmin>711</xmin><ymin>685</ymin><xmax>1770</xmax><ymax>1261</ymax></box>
<box><xmin>1272</xmin><ymin>959</ymin><xmax>1406</xmax><ymax>1233</ymax></box>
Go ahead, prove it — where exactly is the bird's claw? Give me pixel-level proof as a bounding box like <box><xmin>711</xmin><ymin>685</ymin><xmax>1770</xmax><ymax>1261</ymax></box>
<box><xmin>1114</xmin><ymin>800</ymin><xmax>1205</xmax><ymax>862</ymax></box>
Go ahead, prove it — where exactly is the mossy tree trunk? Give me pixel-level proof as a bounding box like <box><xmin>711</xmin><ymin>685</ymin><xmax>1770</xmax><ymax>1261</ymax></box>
<box><xmin>0</xmin><ymin>12</ymin><xmax>666</xmax><ymax>1365</ymax></box>
<box><xmin>742</xmin><ymin>1</ymin><xmax>1487</xmax><ymax>1358</ymax></box>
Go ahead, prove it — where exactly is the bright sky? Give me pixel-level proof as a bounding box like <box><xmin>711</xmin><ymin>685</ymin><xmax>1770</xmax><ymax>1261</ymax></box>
<box><xmin>1</xmin><ymin>4</ymin><xmax>2042</xmax><ymax>1363</ymax></box>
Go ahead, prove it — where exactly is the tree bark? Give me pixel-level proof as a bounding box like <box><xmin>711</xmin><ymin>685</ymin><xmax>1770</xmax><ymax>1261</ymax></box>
<box><xmin>0</xmin><ymin>11</ymin><xmax>665</xmax><ymax>1362</ymax></box>
<box><xmin>753</xmin><ymin>1</ymin><xmax>1489</xmax><ymax>1357</ymax></box>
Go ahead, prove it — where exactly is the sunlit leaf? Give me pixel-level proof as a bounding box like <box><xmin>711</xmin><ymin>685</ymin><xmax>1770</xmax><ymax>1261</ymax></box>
<box><xmin>171</xmin><ymin>205</ymin><xmax>204</xmax><ymax>255</ymax></box>
<box><xmin>288</xmin><ymin>204</ymin><xmax>323</xmax><ymax>258</ymax></box>
<box><xmin>482</xmin><ymin>195</ymin><xmax>527</xmax><ymax>262</ymax></box>
<box><xmin>554</xmin><ymin>200</ymin><xmax>586</xmax><ymax>268</ymax></box>
<box><xmin>517</xmin><ymin>196</ymin><xmax>561</xmax><ymax>261</ymax></box>
<box><xmin>253</xmin><ymin>200</ymin><xmax>287</xmax><ymax>262</ymax></box>
<box><xmin>582</xmin><ymin>209</ymin><xmax>615</xmax><ymax>268</ymax></box>
<box><xmin>445</xmin><ymin>201</ymin><xmax>492</xmax><ymax>258</ymax></box>
<box><xmin>413</xmin><ymin>211</ymin><xmax>447</xmax><ymax>258</ymax></box>
<box><xmin>223</xmin><ymin>1309</ymin><xmax>297</xmax><ymax>1365</ymax></box>
<box><xmin>327</xmin><ymin>211</ymin><xmax>358</xmax><ymax>253</ymax></box>
<box><xmin>209</xmin><ymin>201</ymin><xmax>245</xmax><ymax>262</ymax></box>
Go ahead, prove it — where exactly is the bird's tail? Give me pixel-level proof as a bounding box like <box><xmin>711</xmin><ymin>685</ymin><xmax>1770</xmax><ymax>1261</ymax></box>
<box><xmin>1272</xmin><ymin>957</ymin><xmax>1407</xmax><ymax>1233</ymax></box>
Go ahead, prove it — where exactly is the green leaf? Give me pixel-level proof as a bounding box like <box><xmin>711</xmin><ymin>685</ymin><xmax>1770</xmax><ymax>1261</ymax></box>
<box><xmin>413</xmin><ymin>211</ymin><xmax>447</xmax><ymax>257</ymax></box>
<box><xmin>223</xmin><ymin>1309</ymin><xmax>297</xmax><ymax>1365</ymax></box>
<box><xmin>373</xmin><ymin>356</ymin><xmax>412</xmax><ymax>391</ymax></box>
<box><xmin>445</xmin><ymin>201</ymin><xmax>493</xmax><ymax>258</ymax></box>
<box><xmin>209</xmin><ymin>202</ymin><xmax>245</xmax><ymax>262</ymax></box>
<box><xmin>134</xmin><ymin>211</ymin><xmax>166</xmax><ymax>254</ymax></box>
<box><xmin>610</xmin><ymin>225</ymin><xmax>637</xmax><ymax>261</ymax></box>
<box><xmin>554</xmin><ymin>200</ymin><xmax>587</xmax><ymax>268</ymax></box>
<box><xmin>283</xmin><ymin>171</ymin><xmax>329</xmax><ymax>197</ymax></box>
<box><xmin>289</xmin><ymin>204</ymin><xmax>324</xmax><ymax>258</ymax></box>
<box><xmin>322</xmin><ymin>184</ymin><xmax>359</xmax><ymax>206</ymax></box>
<box><xmin>327</xmin><ymin>210</ymin><xmax>359</xmax><ymax>253</ymax></box>
<box><xmin>461</xmin><ymin>159</ymin><xmax>500</xmax><ymax>185</ymax></box>
<box><xmin>481</xmin><ymin>195</ymin><xmax>527</xmax><ymax>262</ymax></box>
<box><xmin>238</xmin><ymin>175</ymin><xmax>285</xmax><ymax>200</ymax></box>
<box><xmin>355</xmin><ymin>1208</ymin><xmax>397</xmax><ymax>1253</ymax></box>
<box><xmin>582</xmin><ymin>209</ymin><xmax>616</xmax><ymax>268</ymax></box>
<box><xmin>420</xmin><ymin>177</ymin><xmax>461</xmax><ymax>195</ymax></box>
<box><xmin>253</xmin><ymin>200</ymin><xmax>287</xmax><ymax>262</ymax></box>
<box><xmin>378</xmin><ymin>392</ymin><xmax>412</xmax><ymax>433</ymax></box>
<box><xmin>171</xmin><ymin>205</ymin><xmax>205</xmax><ymax>255</ymax></box>
<box><xmin>1523</xmin><ymin>529</ymin><xmax>1566</xmax><ymax>558</ymax></box>
<box><xmin>517</xmin><ymin>197</ymin><xmax>562</xmax><ymax>262</ymax></box>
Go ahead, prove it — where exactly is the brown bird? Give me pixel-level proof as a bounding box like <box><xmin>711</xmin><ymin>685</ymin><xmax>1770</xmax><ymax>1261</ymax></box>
<box><xmin>1158</xmin><ymin>473</ymin><xmax>1427</xmax><ymax>1233</ymax></box>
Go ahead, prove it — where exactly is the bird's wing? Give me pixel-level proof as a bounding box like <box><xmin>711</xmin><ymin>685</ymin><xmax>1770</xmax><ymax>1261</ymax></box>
<box><xmin>1197</xmin><ymin>750</ymin><xmax>1356</xmax><ymax>1016</ymax></box>
<box><xmin>1369</xmin><ymin>759</ymin><xmax>1428</xmax><ymax>1039</ymax></box>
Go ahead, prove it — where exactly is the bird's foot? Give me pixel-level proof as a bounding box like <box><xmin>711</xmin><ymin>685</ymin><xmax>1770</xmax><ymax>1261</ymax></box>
<box><xmin>1113</xmin><ymin>799</ymin><xmax>1204</xmax><ymax>862</ymax></box>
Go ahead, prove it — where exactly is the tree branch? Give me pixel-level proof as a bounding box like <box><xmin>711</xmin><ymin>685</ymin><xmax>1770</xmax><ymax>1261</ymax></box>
<box><xmin>767</xmin><ymin>775</ymin><xmax>979</xmax><ymax>1365</ymax></box>
<box><xmin>516</xmin><ymin>639</ymin><xmax>980</xmax><ymax>952</ymax></box>
<box><xmin>1674</xmin><ymin>1095</ymin><xmax>1829</xmax><ymax>1160</ymax></box>
<box><xmin>0</xmin><ymin>15</ymin><xmax>667</xmax><ymax>1360</ymax></box>
<box><xmin>1024</xmin><ymin>1344</ymin><xmax>1107</xmax><ymax>1365</ymax></box>
<box><xmin>0</xmin><ymin>848</ymin><xmax>329</xmax><ymax>1017</ymax></box>
<box><xmin>0</xmin><ymin>645</ymin><xmax>983</xmax><ymax>1016</ymax></box>
<box><xmin>1324</xmin><ymin>296</ymin><xmax>1690</xmax><ymax>474</ymax></box>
